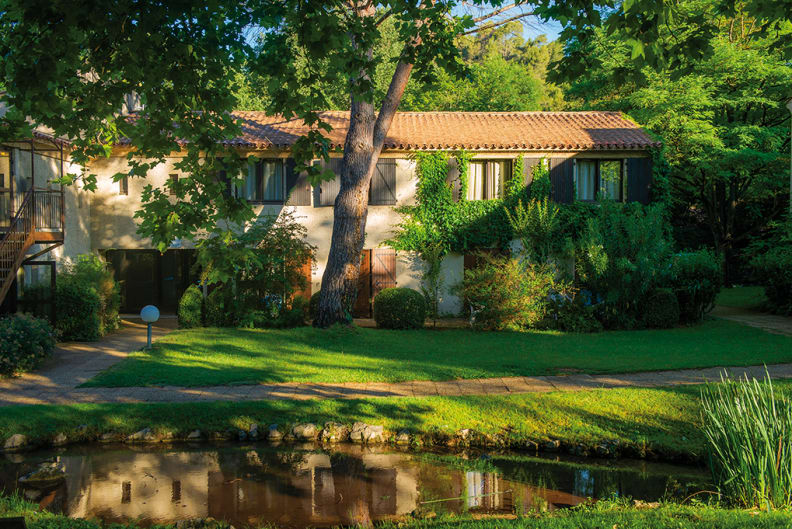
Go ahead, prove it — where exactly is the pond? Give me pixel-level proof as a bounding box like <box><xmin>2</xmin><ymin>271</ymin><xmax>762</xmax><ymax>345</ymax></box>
<box><xmin>1</xmin><ymin>443</ymin><xmax>709</xmax><ymax>528</ymax></box>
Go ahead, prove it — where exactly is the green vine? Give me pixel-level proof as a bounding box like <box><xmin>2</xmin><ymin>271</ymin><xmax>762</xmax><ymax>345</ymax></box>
<box><xmin>388</xmin><ymin>151</ymin><xmax>664</xmax><ymax>259</ymax></box>
<box><xmin>506</xmin><ymin>154</ymin><xmax>525</xmax><ymax>198</ymax></box>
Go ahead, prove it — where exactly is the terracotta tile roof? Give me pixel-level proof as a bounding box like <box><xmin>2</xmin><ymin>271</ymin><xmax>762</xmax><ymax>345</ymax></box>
<box><xmin>230</xmin><ymin>110</ymin><xmax>660</xmax><ymax>151</ymax></box>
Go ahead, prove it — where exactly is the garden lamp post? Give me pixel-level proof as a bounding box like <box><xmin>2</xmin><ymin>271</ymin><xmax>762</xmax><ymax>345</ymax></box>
<box><xmin>140</xmin><ymin>305</ymin><xmax>160</xmax><ymax>350</ymax></box>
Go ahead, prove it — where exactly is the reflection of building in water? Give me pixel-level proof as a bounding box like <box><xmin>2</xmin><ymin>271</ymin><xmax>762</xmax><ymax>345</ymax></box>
<box><xmin>208</xmin><ymin>452</ymin><xmax>420</xmax><ymax>527</ymax></box>
<box><xmin>61</xmin><ymin>451</ymin><xmax>219</xmax><ymax>523</ymax></box>
<box><xmin>36</xmin><ymin>449</ymin><xmax>594</xmax><ymax>528</ymax></box>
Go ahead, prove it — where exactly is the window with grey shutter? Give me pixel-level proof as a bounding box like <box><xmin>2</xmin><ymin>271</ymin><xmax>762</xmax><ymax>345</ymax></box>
<box><xmin>285</xmin><ymin>158</ymin><xmax>311</xmax><ymax>206</ymax></box>
<box><xmin>447</xmin><ymin>157</ymin><xmax>462</xmax><ymax>201</ymax></box>
<box><xmin>313</xmin><ymin>158</ymin><xmax>342</xmax><ymax>207</ymax></box>
<box><xmin>549</xmin><ymin>158</ymin><xmax>574</xmax><ymax>203</ymax></box>
<box><xmin>369</xmin><ymin>159</ymin><xmax>397</xmax><ymax>205</ymax></box>
<box><xmin>626</xmin><ymin>158</ymin><xmax>653</xmax><ymax>204</ymax></box>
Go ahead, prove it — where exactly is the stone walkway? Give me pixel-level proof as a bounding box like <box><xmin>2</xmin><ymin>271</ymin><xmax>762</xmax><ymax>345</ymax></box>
<box><xmin>2</xmin><ymin>307</ymin><xmax>792</xmax><ymax>407</ymax></box>
<box><xmin>711</xmin><ymin>305</ymin><xmax>792</xmax><ymax>336</ymax></box>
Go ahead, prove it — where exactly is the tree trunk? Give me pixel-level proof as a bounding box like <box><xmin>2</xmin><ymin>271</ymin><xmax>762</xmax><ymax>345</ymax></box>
<box><xmin>315</xmin><ymin>59</ymin><xmax>414</xmax><ymax>327</ymax></box>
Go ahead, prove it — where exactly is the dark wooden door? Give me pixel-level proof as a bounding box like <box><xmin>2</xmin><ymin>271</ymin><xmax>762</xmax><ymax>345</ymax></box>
<box><xmin>352</xmin><ymin>250</ymin><xmax>372</xmax><ymax>317</ymax></box>
<box><xmin>371</xmin><ymin>248</ymin><xmax>397</xmax><ymax>299</ymax></box>
<box><xmin>352</xmin><ymin>248</ymin><xmax>397</xmax><ymax>318</ymax></box>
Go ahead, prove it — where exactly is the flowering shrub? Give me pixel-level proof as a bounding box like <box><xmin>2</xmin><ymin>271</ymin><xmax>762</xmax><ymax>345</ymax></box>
<box><xmin>0</xmin><ymin>314</ymin><xmax>57</xmax><ymax>376</ymax></box>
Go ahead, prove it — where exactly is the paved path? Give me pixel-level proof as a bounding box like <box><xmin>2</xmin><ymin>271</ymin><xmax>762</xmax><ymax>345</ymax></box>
<box><xmin>0</xmin><ymin>317</ymin><xmax>176</xmax><ymax>406</ymax></box>
<box><xmin>711</xmin><ymin>305</ymin><xmax>792</xmax><ymax>336</ymax></box>
<box><xmin>2</xmin><ymin>307</ymin><xmax>792</xmax><ymax>407</ymax></box>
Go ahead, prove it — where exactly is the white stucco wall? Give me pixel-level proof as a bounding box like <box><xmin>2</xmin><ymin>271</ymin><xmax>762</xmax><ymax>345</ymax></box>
<box><xmin>49</xmin><ymin>148</ymin><xmax>651</xmax><ymax>315</ymax></box>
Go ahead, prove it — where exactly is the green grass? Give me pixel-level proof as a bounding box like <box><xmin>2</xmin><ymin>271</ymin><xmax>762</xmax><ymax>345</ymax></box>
<box><xmin>716</xmin><ymin>286</ymin><xmax>767</xmax><ymax>310</ymax></box>
<box><xmin>3</xmin><ymin>495</ymin><xmax>791</xmax><ymax>529</ymax></box>
<box><xmin>83</xmin><ymin>318</ymin><xmax>792</xmax><ymax>387</ymax></box>
<box><xmin>8</xmin><ymin>381</ymin><xmax>792</xmax><ymax>461</ymax></box>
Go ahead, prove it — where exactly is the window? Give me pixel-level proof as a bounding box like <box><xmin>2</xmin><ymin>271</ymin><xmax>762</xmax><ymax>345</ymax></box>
<box><xmin>243</xmin><ymin>159</ymin><xmax>285</xmax><ymax>203</ymax></box>
<box><xmin>119</xmin><ymin>175</ymin><xmax>128</xmax><ymax>195</ymax></box>
<box><xmin>575</xmin><ymin>160</ymin><xmax>624</xmax><ymax>201</ymax></box>
<box><xmin>121</xmin><ymin>481</ymin><xmax>131</xmax><ymax>504</ymax></box>
<box><xmin>467</xmin><ymin>160</ymin><xmax>511</xmax><ymax>200</ymax></box>
<box><xmin>168</xmin><ymin>174</ymin><xmax>179</xmax><ymax>196</ymax></box>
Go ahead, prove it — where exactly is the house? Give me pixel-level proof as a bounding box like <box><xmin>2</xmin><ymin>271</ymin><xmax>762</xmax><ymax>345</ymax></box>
<box><xmin>0</xmin><ymin>111</ymin><xmax>659</xmax><ymax>317</ymax></box>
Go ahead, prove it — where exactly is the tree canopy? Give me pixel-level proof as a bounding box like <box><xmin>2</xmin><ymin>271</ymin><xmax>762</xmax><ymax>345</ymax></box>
<box><xmin>558</xmin><ymin>0</ymin><xmax>792</xmax><ymax>279</ymax></box>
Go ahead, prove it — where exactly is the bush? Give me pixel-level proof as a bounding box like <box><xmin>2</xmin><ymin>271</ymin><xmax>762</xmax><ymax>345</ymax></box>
<box><xmin>751</xmin><ymin>246</ymin><xmax>792</xmax><ymax>315</ymax></box>
<box><xmin>541</xmin><ymin>290</ymin><xmax>603</xmax><ymax>333</ymax></box>
<box><xmin>205</xmin><ymin>285</ymin><xmax>233</xmax><ymax>327</ymax></box>
<box><xmin>671</xmin><ymin>250</ymin><xmax>723</xmax><ymax>323</ymax></box>
<box><xmin>643</xmin><ymin>288</ymin><xmax>680</xmax><ymax>329</ymax></box>
<box><xmin>461</xmin><ymin>254</ymin><xmax>555</xmax><ymax>331</ymax></box>
<box><xmin>60</xmin><ymin>254</ymin><xmax>120</xmax><ymax>335</ymax></box>
<box><xmin>0</xmin><ymin>314</ymin><xmax>57</xmax><ymax>376</ymax></box>
<box><xmin>309</xmin><ymin>291</ymin><xmax>321</xmax><ymax>321</ymax></box>
<box><xmin>575</xmin><ymin>201</ymin><xmax>673</xmax><ymax>329</ymax></box>
<box><xmin>178</xmin><ymin>284</ymin><xmax>203</xmax><ymax>328</ymax></box>
<box><xmin>701</xmin><ymin>373</ymin><xmax>792</xmax><ymax>508</ymax></box>
<box><xmin>55</xmin><ymin>280</ymin><xmax>102</xmax><ymax>341</ymax></box>
<box><xmin>373</xmin><ymin>287</ymin><xmax>427</xmax><ymax>330</ymax></box>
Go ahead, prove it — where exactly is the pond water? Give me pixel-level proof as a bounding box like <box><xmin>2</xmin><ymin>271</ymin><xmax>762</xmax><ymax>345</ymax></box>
<box><xmin>1</xmin><ymin>443</ymin><xmax>709</xmax><ymax>528</ymax></box>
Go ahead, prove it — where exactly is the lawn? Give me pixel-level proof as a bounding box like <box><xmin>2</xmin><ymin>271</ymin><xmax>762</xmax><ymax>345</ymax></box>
<box><xmin>4</xmin><ymin>495</ymin><xmax>791</xmax><ymax>529</ymax></box>
<box><xmin>716</xmin><ymin>286</ymin><xmax>767</xmax><ymax>310</ymax></box>
<box><xmin>7</xmin><ymin>381</ymin><xmax>792</xmax><ymax>461</ymax></box>
<box><xmin>83</xmin><ymin>318</ymin><xmax>792</xmax><ymax>387</ymax></box>
<box><xmin>3</xmin><ymin>495</ymin><xmax>790</xmax><ymax>529</ymax></box>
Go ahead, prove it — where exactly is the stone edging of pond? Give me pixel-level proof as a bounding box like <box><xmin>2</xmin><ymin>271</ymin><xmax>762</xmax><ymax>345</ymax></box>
<box><xmin>2</xmin><ymin>420</ymin><xmax>699</xmax><ymax>464</ymax></box>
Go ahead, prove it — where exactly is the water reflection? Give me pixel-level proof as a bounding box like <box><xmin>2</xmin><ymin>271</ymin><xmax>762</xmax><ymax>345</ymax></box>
<box><xmin>0</xmin><ymin>444</ymin><xmax>707</xmax><ymax>529</ymax></box>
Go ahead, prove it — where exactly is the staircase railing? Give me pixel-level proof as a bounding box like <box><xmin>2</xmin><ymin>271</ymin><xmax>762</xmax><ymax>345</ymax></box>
<box><xmin>0</xmin><ymin>189</ymin><xmax>35</xmax><ymax>304</ymax></box>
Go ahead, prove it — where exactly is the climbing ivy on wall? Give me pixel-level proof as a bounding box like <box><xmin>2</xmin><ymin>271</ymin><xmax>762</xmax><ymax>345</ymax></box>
<box><xmin>388</xmin><ymin>150</ymin><xmax>663</xmax><ymax>257</ymax></box>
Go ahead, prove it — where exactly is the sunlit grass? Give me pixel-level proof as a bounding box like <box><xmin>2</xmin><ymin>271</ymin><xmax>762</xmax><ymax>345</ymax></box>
<box><xmin>82</xmin><ymin>318</ymin><xmax>792</xmax><ymax>387</ymax></box>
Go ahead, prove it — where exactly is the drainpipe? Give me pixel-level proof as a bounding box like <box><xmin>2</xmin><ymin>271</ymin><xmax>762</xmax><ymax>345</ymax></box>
<box><xmin>788</xmin><ymin>98</ymin><xmax>792</xmax><ymax>216</ymax></box>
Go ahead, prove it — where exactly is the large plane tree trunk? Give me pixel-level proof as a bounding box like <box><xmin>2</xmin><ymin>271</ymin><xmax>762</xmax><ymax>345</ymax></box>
<box><xmin>315</xmin><ymin>59</ymin><xmax>413</xmax><ymax>327</ymax></box>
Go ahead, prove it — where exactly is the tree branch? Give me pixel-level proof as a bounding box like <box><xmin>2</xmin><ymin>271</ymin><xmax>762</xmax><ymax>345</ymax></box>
<box><xmin>462</xmin><ymin>11</ymin><xmax>535</xmax><ymax>36</ymax></box>
<box><xmin>470</xmin><ymin>3</ymin><xmax>519</xmax><ymax>23</ymax></box>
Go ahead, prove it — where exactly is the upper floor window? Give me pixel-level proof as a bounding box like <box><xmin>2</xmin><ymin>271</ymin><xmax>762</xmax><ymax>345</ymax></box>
<box><xmin>467</xmin><ymin>160</ymin><xmax>511</xmax><ymax>200</ymax></box>
<box><xmin>119</xmin><ymin>175</ymin><xmax>129</xmax><ymax>195</ymax></box>
<box><xmin>575</xmin><ymin>160</ymin><xmax>624</xmax><ymax>201</ymax></box>
<box><xmin>244</xmin><ymin>159</ymin><xmax>284</xmax><ymax>203</ymax></box>
<box><xmin>168</xmin><ymin>174</ymin><xmax>179</xmax><ymax>196</ymax></box>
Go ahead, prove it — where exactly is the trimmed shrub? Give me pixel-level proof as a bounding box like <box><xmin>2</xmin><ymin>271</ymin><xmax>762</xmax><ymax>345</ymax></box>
<box><xmin>643</xmin><ymin>288</ymin><xmax>680</xmax><ymax>329</ymax></box>
<box><xmin>751</xmin><ymin>246</ymin><xmax>792</xmax><ymax>315</ymax></box>
<box><xmin>461</xmin><ymin>254</ymin><xmax>556</xmax><ymax>331</ymax></box>
<box><xmin>178</xmin><ymin>284</ymin><xmax>203</xmax><ymax>328</ymax></box>
<box><xmin>0</xmin><ymin>314</ymin><xmax>57</xmax><ymax>376</ymax></box>
<box><xmin>55</xmin><ymin>280</ymin><xmax>102</xmax><ymax>341</ymax></box>
<box><xmin>671</xmin><ymin>250</ymin><xmax>722</xmax><ymax>323</ymax></box>
<box><xmin>373</xmin><ymin>287</ymin><xmax>427</xmax><ymax>330</ymax></box>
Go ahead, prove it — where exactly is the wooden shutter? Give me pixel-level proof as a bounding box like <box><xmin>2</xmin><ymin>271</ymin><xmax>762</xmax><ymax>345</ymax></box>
<box><xmin>292</xmin><ymin>257</ymin><xmax>312</xmax><ymax>301</ymax></box>
<box><xmin>626</xmin><ymin>158</ymin><xmax>653</xmax><ymax>205</ymax></box>
<box><xmin>371</xmin><ymin>248</ymin><xmax>397</xmax><ymax>299</ymax></box>
<box><xmin>285</xmin><ymin>158</ymin><xmax>311</xmax><ymax>206</ymax></box>
<box><xmin>446</xmin><ymin>157</ymin><xmax>462</xmax><ymax>202</ymax></box>
<box><xmin>523</xmin><ymin>158</ymin><xmax>541</xmax><ymax>187</ymax></box>
<box><xmin>370</xmin><ymin>160</ymin><xmax>397</xmax><ymax>205</ymax></box>
<box><xmin>314</xmin><ymin>158</ymin><xmax>342</xmax><ymax>207</ymax></box>
<box><xmin>549</xmin><ymin>158</ymin><xmax>574</xmax><ymax>203</ymax></box>
<box><xmin>353</xmin><ymin>250</ymin><xmax>372</xmax><ymax>317</ymax></box>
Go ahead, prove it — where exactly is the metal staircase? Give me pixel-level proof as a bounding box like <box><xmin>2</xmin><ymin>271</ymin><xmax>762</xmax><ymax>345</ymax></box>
<box><xmin>0</xmin><ymin>188</ymin><xmax>64</xmax><ymax>307</ymax></box>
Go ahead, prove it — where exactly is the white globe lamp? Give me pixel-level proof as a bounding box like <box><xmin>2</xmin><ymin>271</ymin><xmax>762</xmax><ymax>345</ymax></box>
<box><xmin>140</xmin><ymin>305</ymin><xmax>160</xmax><ymax>349</ymax></box>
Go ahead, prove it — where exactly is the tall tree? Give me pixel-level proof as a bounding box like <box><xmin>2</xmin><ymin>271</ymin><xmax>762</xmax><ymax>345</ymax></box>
<box><xmin>0</xmin><ymin>0</ymin><xmax>540</xmax><ymax>327</ymax></box>
<box><xmin>558</xmin><ymin>0</ymin><xmax>792</xmax><ymax>280</ymax></box>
